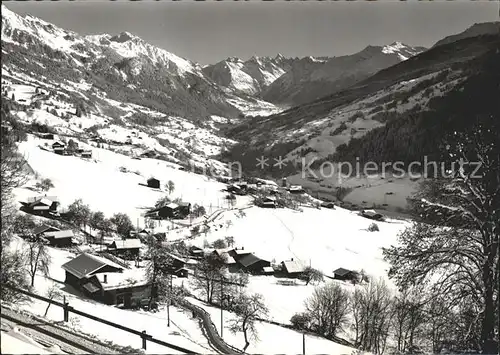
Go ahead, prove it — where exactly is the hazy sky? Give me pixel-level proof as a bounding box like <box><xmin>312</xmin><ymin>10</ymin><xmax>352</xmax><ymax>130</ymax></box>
<box><xmin>5</xmin><ymin>0</ymin><xmax>499</xmax><ymax>64</ymax></box>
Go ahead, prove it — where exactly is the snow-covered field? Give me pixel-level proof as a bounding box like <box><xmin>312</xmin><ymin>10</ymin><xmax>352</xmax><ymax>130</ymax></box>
<box><xmin>15</xmin><ymin>136</ymin><xmax>233</xmax><ymax>229</ymax></box>
<box><xmin>187</xmin><ymin>297</ymin><xmax>365</xmax><ymax>355</ymax></box>
<box><xmin>189</xmin><ymin>205</ymin><xmax>406</xmax><ymax>280</ymax></box>
<box><xmin>10</xmin><ymin>133</ymin><xmax>408</xmax><ymax>353</ymax></box>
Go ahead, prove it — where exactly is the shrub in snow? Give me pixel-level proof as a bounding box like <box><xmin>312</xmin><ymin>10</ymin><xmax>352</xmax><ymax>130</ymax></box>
<box><xmin>290</xmin><ymin>312</ymin><xmax>312</xmax><ymax>330</ymax></box>
<box><xmin>368</xmin><ymin>223</ymin><xmax>379</xmax><ymax>232</ymax></box>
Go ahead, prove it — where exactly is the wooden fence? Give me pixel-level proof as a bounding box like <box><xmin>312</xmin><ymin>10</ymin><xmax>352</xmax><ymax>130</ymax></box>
<box><xmin>2</xmin><ymin>284</ymin><xmax>199</xmax><ymax>354</ymax></box>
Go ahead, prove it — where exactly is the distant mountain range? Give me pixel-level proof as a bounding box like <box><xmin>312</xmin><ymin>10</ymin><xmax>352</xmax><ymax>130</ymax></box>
<box><xmin>2</xmin><ymin>4</ymin><xmax>498</xmax><ymax>181</ymax></box>
<box><xmin>222</xmin><ymin>25</ymin><xmax>500</xmax><ymax>177</ymax></box>
<box><xmin>202</xmin><ymin>55</ymin><xmax>297</xmax><ymax>96</ymax></box>
<box><xmin>262</xmin><ymin>43</ymin><xmax>426</xmax><ymax>106</ymax></box>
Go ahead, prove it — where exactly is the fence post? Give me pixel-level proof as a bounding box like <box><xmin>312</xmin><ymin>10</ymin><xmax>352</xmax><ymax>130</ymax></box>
<box><xmin>141</xmin><ymin>330</ymin><xmax>147</xmax><ymax>350</ymax></box>
<box><xmin>63</xmin><ymin>296</ymin><xmax>69</xmax><ymax>322</ymax></box>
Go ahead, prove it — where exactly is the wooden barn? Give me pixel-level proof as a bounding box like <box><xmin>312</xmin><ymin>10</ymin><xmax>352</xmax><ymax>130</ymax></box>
<box><xmin>39</xmin><ymin>133</ymin><xmax>54</xmax><ymax>140</ymax></box>
<box><xmin>62</xmin><ymin>253</ymin><xmax>152</xmax><ymax>308</ymax></box>
<box><xmin>34</xmin><ymin>224</ymin><xmax>61</xmax><ymax>237</ymax></box>
<box><xmin>333</xmin><ymin>268</ymin><xmax>358</xmax><ymax>282</ymax></box>
<box><xmin>43</xmin><ymin>230</ymin><xmax>74</xmax><ymax>247</ymax></box>
<box><xmin>107</xmin><ymin>239</ymin><xmax>142</xmax><ymax>259</ymax></box>
<box><xmin>288</xmin><ymin>185</ymin><xmax>304</xmax><ymax>194</ymax></box>
<box><xmin>259</xmin><ymin>196</ymin><xmax>277</xmax><ymax>208</ymax></box>
<box><xmin>360</xmin><ymin>210</ymin><xmax>385</xmax><ymax>221</ymax></box>
<box><xmin>146</xmin><ymin>202</ymin><xmax>191</xmax><ymax>220</ymax></box>
<box><xmin>235</xmin><ymin>253</ymin><xmax>271</xmax><ymax>275</ymax></box>
<box><xmin>22</xmin><ymin>196</ymin><xmax>59</xmax><ymax>216</ymax></box>
<box><xmin>52</xmin><ymin>141</ymin><xmax>66</xmax><ymax>155</ymax></box>
<box><xmin>146</xmin><ymin>177</ymin><xmax>160</xmax><ymax>189</ymax></box>
<box><xmin>281</xmin><ymin>259</ymin><xmax>306</xmax><ymax>278</ymax></box>
<box><xmin>164</xmin><ymin>252</ymin><xmax>197</xmax><ymax>278</ymax></box>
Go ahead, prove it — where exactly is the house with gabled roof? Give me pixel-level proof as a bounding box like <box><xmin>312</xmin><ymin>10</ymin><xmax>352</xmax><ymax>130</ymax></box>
<box><xmin>333</xmin><ymin>267</ymin><xmax>358</xmax><ymax>282</ymax></box>
<box><xmin>62</xmin><ymin>253</ymin><xmax>152</xmax><ymax>308</ymax></box>
<box><xmin>145</xmin><ymin>202</ymin><xmax>191</xmax><ymax>220</ymax></box>
<box><xmin>146</xmin><ymin>177</ymin><xmax>160</xmax><ymax>189</ymax></box>
<box><xmin>34</xmin><ymin>224</ymin><xmax>61</xmax><ymax>237</ymax></box>
<box><xmin>43</xmin><ymin>229</ymin><xmax>74</xmax><ymax>247</ymax></box>
<box><xmin>236</xmin><ymin>253</ymin><xmax>271</xmax><ymax>275</ymax></box>
<box><xmin>22</xmin><ymin>196</ymin><xmax>59</xmax><ymax>216</ymax></box>
<box><xmin>281</xmin><ymin>259</ymin><xmax>307</xmax><ymax>277</ymax></box>
<box><xmin>107</xmin><ymin>239</ymin><xmax>142</xmax><ymax>259</ymax></box>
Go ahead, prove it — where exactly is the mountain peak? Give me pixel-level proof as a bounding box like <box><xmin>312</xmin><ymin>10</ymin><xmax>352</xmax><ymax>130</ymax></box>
<box><xmin>109</xmin><ymin>31</ymin><xmax>140</xmax><ymax>43</ymax></box>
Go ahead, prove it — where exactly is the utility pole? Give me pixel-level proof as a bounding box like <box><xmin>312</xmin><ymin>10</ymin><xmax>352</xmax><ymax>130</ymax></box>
<box><xmin>220</xmin><ymin>277</ymin><xmax>224</xmax><ymax>338</ymax></box>
<box><xmin>302</xmin><ymin>332</ymin><xmax>306</xmax><ymax>355</ymax></box>
<box><xmin>167</xmin><ymin>275</ymin><xmax>172</xmax><ymax>327</ymax></box>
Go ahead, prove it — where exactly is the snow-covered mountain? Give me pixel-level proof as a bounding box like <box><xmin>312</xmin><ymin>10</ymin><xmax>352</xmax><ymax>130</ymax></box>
<box><xmin>1</xmin><ymin>5</ymin><xmax>281</xmax><ymax>121</ymax></box>
<box><xmin>85</xmin><ymin>31</ymin><xmax>199</xmax><ymax>76</ymax></box>
<box><xmin>263</xmin><ymin>42</ymin><xmax>426</xmax><ymax>106</ymax></box>
<box><xmin>202</xmin><ymin>54</ymin><xmax>297</xmax><ymax>96</ymax></box>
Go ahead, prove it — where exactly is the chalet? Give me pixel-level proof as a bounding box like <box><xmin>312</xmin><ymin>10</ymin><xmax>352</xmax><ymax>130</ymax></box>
<box><xmin>360</xmin><ymin>210</ymin><xmax>385</xmax><ymax>221</ymax></box>
<box><xmin>236</xmin><ymin>253</ymin><xmax>271</xmax><ymax>275</ymax></box>
<box><xmin>146</xmin><ymin>177</ymin><xmax>160</xmax><ymax>189</ymax></box>
<box><xmin>176</xmin><ymin>202</ymin><xmax>191</xmax><ymax>217</ymax></box>
<box><xmin>107</xmin><ymin>239</ymin><xmax>142</xmax><ymax>259</ymax></box>
<box><xmin>288</xmin><ymin>185</ymin><xmax>304</xmax><ymax>194</ymax></box>
<box><xmin>228</xmin><ymin>247</ymin><xmax>252</xmax><ymax>261</ymax></box>
<box><xmin>62</xmin><ymin>253</ymin><xmax>152</xmax><ymax>308</ymax></box>
<box><xmin>81</xmin><ymin>150</ymin><xmax>92</xmax><ymax>158</ymax></box>
<box><xmin>259</xmin><ymin>196</ymin><xmax>277</xmax><ymax>208</ymax></box>
<box><xmin>164</xmin><ymin>252</ymin><xmax>197</xmax><ymax>278</ymax></box>
<box><xmin>142</xmin><ymin>151</ymin><xmax>158</xmax><ymax>159</ymax></box>
<box><xmin>212</xmin><ymin>248</ymin><xmax>238</xmax><ymax>268</ymax></box>
<box><xmin>52</xmin><ymin>141</ymin><xmax>66</xmax><ymax>155</ymax></box>
<box><xmin>146</xmin><ymin>202</ymin><xmax>191</xmax><ymax>219</ymax></box>
<box><xmin>189</xmin><ymin>246</ymin><xmax>204</xmax><ymax>259</ymax></box>
<box><xmin>321</xmin><ymin>202</ymin><xmax>336</xmax><ymax>209</ymax></box>
<box><xmin>281</xmin><ymin>259</ymin><xmax>306</xmax><ymax>278</ymax></box>
<box><xmin>39</xmin><ymin>133</ymin><xmax>54</xmax><ymax>140</ymax></box>
<box><xmin>333</xmin><ymin>268</ymin><xmax>358</xmax><ymax>282</ymax></box>
<box><xmin>43</xmin><ymin>230</ymin><xmax>74</xmax><ymax>247</ymax></box>
<box><xmin>33</xmin><ymin>224</ymin><xmax>61</xmax><ymax>237</ymax></box>
<box><xmin>227</xmin><ymin>184</ymin><xmax>246</xmax><ymax>195</ymax></box>
<box><xmin>23</xmin><ymin>196</ymin><xmax>59</xmax><ymax>216</ymax></box>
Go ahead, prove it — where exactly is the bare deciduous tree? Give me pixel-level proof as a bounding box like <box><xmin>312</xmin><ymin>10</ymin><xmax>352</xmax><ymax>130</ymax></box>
<box><xmin>304</xmin><ymin>282</ymin><xmax>350</xmax><ymax>338</ymax></box>
<box><xmin>24</xmin><ymin>239</ymin><xmax>51</xmax><ymax>287</ymax></box>
<box><xmin>190</xmin><ymin>253</ymin><xmax>225</xmax><ymax>304</ymax></box>
<box><xmin>145</xmin><ymin>236</ymin><xmax>174</xmax><ymax>309</ymax></box>
<box><xmin>349</xmin><ymin>278</ymin><xmax>393</xmax><ymax>354</ymax></box>
<box><xmin>44</xmin><ymin>285</ymin><xmax>62</xmax><ymax>316</ymax></box>
<box><xmin>229</xmin><ymin>293</ymin><xmax>268</xmax><ymax>352</ymax></box>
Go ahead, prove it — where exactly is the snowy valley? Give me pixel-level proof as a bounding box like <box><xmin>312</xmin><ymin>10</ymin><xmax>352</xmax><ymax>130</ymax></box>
<box><xmin>1</xmin><ymin>4</ymin><xmax>499</xmax><ymax>355</ymax></box>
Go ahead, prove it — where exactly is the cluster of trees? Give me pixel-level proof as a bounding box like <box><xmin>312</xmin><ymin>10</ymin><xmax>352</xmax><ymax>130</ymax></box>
<box><xmin>292</xmin><ymin>279</ymin><xmax>478</xmax><ymax>354</ymax></box>
<box><xmin>64</xmin><ymin>199</ymin><xmax>135</xmax><ymax>239</ymax></box>
<box><xmin>35</xmin><ymin>178</ymin><xmax>54</xmax><ymax>192</ymax></box>
<box><xmin>1</xmin><ymin>104</ymin><xmax>31</xmax><ymax>300</ymax></box>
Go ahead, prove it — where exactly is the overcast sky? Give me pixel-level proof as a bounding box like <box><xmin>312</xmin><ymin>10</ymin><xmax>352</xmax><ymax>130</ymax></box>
<box><xmin>5</xmin><ymin>0</ymin><xmax>499</xmax><ymax>65</ymax></box>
